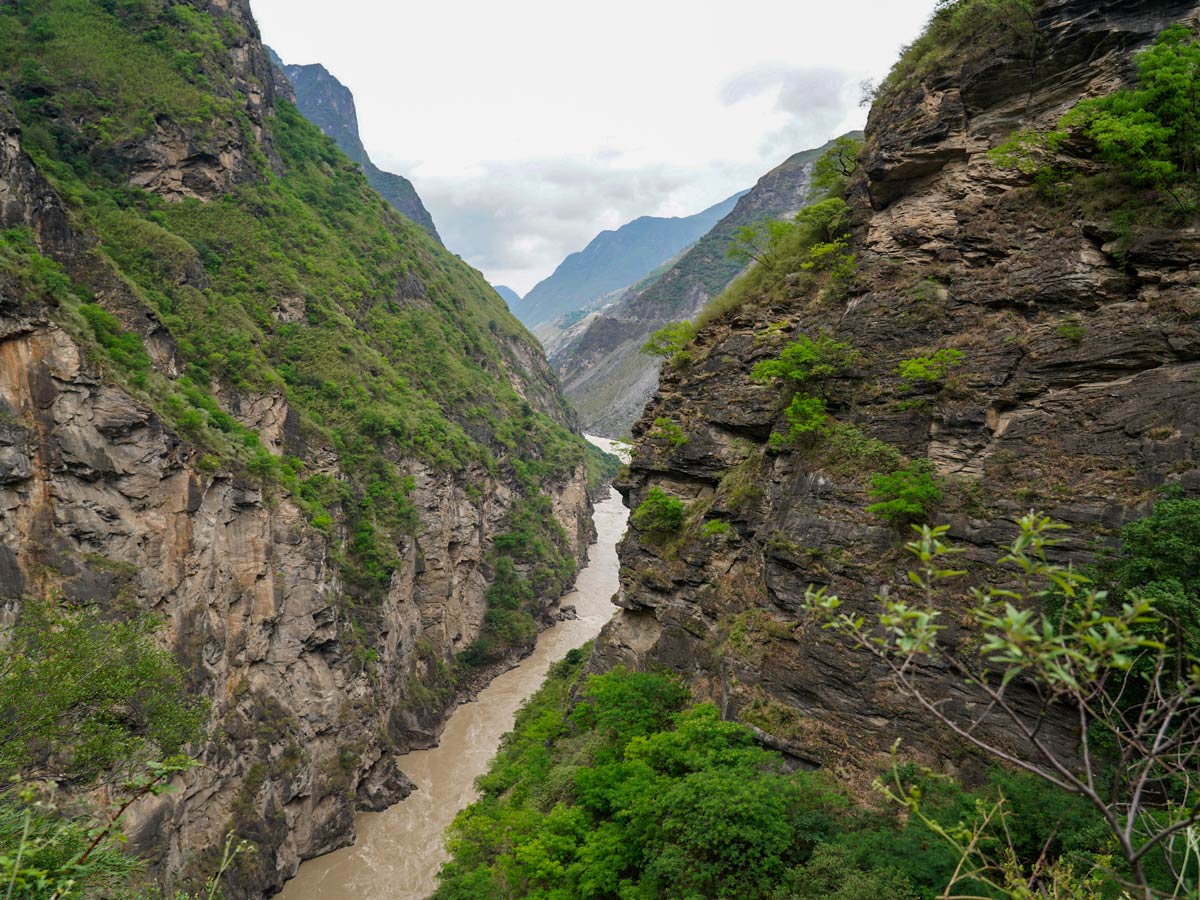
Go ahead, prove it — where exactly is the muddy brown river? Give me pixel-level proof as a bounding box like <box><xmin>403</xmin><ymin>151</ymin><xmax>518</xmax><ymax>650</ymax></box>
<box><xmin>276</xmin><ymin>437</ymin><xmax>628</xmax><ymax>900</ymax></box>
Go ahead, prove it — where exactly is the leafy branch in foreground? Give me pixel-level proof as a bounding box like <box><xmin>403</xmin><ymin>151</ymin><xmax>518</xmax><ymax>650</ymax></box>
<box><xmin>805</xmin><ymin>514</ymin><xmax>1200</xmax><ymax>899</ymax></box>
<box><xmin>877</xmin><ymin>760</ymin><xmax>1115</xmax><ymax>900</ymax></box>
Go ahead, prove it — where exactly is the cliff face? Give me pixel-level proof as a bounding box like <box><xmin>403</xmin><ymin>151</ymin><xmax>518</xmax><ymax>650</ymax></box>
<box><xmin>280</xmin><ymin>60</ymin><xmax>443</xmax><ymax>243</ymax></box>
<box><xmin>597</xmin><ymin>0</ymin><xmax>1200</xmax><ymax>775</ymax></box>
<box><xmin>551</xmin><ymin>138</ymin><xmax>853</xmax><ymax>437</ymax></box>
<box><xmin>0</xmin><ymin>2</ymin><xmax>592</xmax><ymax>896</ymax></box>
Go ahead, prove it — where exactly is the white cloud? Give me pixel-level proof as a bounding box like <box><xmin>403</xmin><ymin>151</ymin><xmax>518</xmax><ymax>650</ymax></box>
<box><xmin>251</xmin><ymin>0</ymin><xmax>937</xmax><ymax>293</ymax></box>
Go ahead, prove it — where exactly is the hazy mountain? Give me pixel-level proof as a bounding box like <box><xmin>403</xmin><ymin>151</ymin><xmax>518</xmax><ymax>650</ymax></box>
<box><xmin>493</xmin><ymin>284</ymin><xmax>522</xmax><ymax>307</ymax></box>
<box><xmin>552</xmin><ymin>134</ymin><xmax>860</xmax><ymax>436</ymax></box>
<box><xmin>278</xmin><ymin>58</ymin><xmax>442</xmax><ymax>243</ymax></box>
<box><xmin>512</xmin><ymin>192</ymin><xmax>745</xmax><ymax>328</ymax></box>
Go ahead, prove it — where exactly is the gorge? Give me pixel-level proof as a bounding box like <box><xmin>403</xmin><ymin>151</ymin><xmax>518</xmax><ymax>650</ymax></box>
<box><xmin>2</xmin><ymin>1</ymin><xmax>1200</xmax><ymax>899</ymax></box>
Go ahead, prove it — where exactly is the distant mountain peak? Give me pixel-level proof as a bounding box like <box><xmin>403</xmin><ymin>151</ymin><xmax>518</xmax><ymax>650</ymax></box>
<box><xmin>276</xmin><ymin>59</ymin><xmax>442</xmax><ymax>244</ymax></box>
<box><xmin>493</xmin><ymin>285</ymin><xmax>522</xmax><ymax>308</ymax></box>
<box><xmin>512</xmin><ymin>191</ymin><xmax>746</xmax><ymax>328</ymax></box>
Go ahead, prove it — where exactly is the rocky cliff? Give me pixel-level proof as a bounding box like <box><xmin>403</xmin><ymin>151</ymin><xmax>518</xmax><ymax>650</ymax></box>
<box><xmin>0</xmin><ymin>1</ymin><xmax>594</xmax><ymax>896</ymax></box>
<box><xmin>552</xmin><ymin>136</ymin><xmax>857</xmax><ymax>437</ymax></box>
<box><xmin>280</xmin><ymin>59</ymin><xmax>443</xmax><ymax>243</ymax></box>
<box><xmin>597</xmin><ymin>0</ymin><xmax>1200</xmax><ymax>776</ymax></box>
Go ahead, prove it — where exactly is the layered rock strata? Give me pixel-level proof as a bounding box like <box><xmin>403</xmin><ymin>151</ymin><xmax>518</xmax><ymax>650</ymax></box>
<box><xmin>598</xmin><ymin>0</ymin><xmax>1200</xmax><ymax>776</ymax></box>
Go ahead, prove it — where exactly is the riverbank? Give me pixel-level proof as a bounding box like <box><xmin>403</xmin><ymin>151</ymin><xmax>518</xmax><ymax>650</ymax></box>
<box><xmin>276</xmin><ymin>440</ymin><xmax>628</xmax><ymax>899</ymax></box>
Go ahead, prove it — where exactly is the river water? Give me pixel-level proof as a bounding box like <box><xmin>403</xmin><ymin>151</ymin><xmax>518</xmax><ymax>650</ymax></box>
<box><xmin>276</xmin><ymin>437</ymin><xmax>628</xmax><ymax>900</ymax></box>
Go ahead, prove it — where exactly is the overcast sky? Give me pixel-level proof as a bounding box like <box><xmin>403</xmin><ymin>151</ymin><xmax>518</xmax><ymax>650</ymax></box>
<box><xmin>250</xmin><ymin>0</ymin><xmax>937</xmax><ymax>294</ymax></box>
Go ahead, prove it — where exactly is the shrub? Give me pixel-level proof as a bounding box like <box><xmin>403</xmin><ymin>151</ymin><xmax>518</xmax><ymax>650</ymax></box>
<box><xmin>771</xmin><ymin>394</ymin><xmax>829</xmax><ymax>448</ymax></box>
<box><xmin>642</xmin><ymin>321</ymin><xmax>696</xmax><ymax>358</ymax></box>
<box><xmin>752</xmin><ymin>334</ymin><xmax>856</xmax><ymax>386</ymax></box>
<box><xmin>0</xmin><ymin>600</ymin><xmax>207</xmax><ymax>783</ymax></box>
<box><xmin>896</xmin><ymin>348</ymin><xmax>964</xmax><ymax>387</ymax></box>
<box><xmin>701</xmin><ymin>519</ymin><xmax>732</xmax><ymax>539</ymax></box>
<box><xmin>1064</xmin><ymin>25</ymin><xmax>1200</xmax><ymax>191</ymax></box>
<box><xmin>992</xmin><ymin>25</ymin><xmax>1200</xmax><ymax>210</ymax></box>
<box><xmin>867</xmin><ymin>460</ymin><xmax>941</xmax><ymax>526</ymax></box>
<box><xmin>880</xmin><ymin>0</ymin><xmax>1038</xmax><ymax>99</ymax></box>
<box><xmin>631</xmin><ymin>487</ymin><xmax>686</xmax><ymax>534</ymax></box>
<box><xmin>648</xmin><ymin>417</ymin><xmax>688</xmax><ymax>448</ymax></box>
<box><xmin>1055</xmin><ymin>321</ymin><xmax>1086</xmax><ymax>343</ymax></box>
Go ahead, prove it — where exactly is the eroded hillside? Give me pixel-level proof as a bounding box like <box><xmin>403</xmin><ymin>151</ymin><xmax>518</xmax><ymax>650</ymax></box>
<box><xmin>598</xmin><ymin>0</ymin><xmax>1200</xmax><ymax>774</ymax></box>
<box><xmin>0</xmin><ymin>0</ymin><xmax>606</xmax><ymax>895</ymax></box>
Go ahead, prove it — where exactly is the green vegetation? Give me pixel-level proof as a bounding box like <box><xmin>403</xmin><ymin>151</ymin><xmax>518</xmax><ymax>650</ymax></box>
<box><xmin>751</xmin><ymin>333</ymin><xmax>856</xmax><ymax>386</ymax></box>
<box><xmin>1056</xmin><ymin>319</ymin><xmax>1087</xmax><ymax>343</ymax></box>
<box><xmin>1101</xmin><ymin>494</ymin><xmax>1200</xmax><ymax>662</ymax></box>
<box><xmin>700</xmin><ymin>519</ymin><xmax>731</xmax><ymax>540</ymax></box>
<box><xmin>0</xmin><ymin>600</ymin><xmax>216</xmax><ymax>898</ymax></box>
<box><xmin>775</xmin><ymin>394</ymin><xmax>829</xmax><ymax>445</ymax></box>
<box><xmin>866</xmin><ymin>460</ymin><xmax>941</xmax><ymax>526</ymax></box>
<box><xmin>630</xmin><ymin>487</ymin><xmax>687</xmax><ymax>535</ymax></box>
<box><xmin>1064</xmin><ymin>25</ymin><xmax>1200</xmax><ymax>203</ymax></box>
<box><xmin>698</xmin><ymin>196</ymin><xmax>856</xmax><ymax>330</ymax></box>
<box><xmin>991</xmin><ymin>24</ymin><xmax>1200</xmax><ymax>212</ymax></box>
<box><xmin>433</xmin><ymin>652</ymin><xmax>1126</xmax><ymax>900</ymax></box>
<box><xmin>752</xmin><ymin>333</ymin><xmax>856</xmax><ymax>448</ymax></box>
<box><xmin>0</xmin><ymin>601</ymin><xmax>206</xmax><ymax>783</ymax></box>
<box><xmin>808</xmin><ymin>513</ymin><xmax>1200</xmax><ymax>898</ymax></box>
<box><xmin>641</xmin><ymin>321</ymin><xmax>696</xmax><ymax>361</ymax></box>
<box><xmin>460</xmin><ymin>495</ymin><xmax>577</xmax><ymax>668</ymax></box>
<box><xmin>647</xmin><ymin>417</ymin><xmax>688</xmax><ymax>448</ymax></box>
<box><xmin>877</xmin><ymin>0</ymin><xmax>1037</xmax><ymax>100</ymax></box>
<box><xmin>0</xmin><ymin>0</ymin><xmax>593</xmax><ymax>605</ymax></box>
<box><xmin>896</xmin><ymin>348</ymin><xmax>965</xmax><ymax>388</ymax></box>
<box><xmin>809</xmin><ymin>135</ymin><xmax>864</xmax><ymax>199</ymax></box>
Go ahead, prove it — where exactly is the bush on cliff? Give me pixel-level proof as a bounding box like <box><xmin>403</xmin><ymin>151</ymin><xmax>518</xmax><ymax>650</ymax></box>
<box><xmin>631</xmin><ymin>488</ymin><xmax>687</xmax><ymax>534</ymax></box>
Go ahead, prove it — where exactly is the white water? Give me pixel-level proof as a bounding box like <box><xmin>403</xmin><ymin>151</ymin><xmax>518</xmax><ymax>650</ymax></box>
<box><xmin>276</xmin><ymin>436</ymin><xmax>628</xmax><ymax>900</ymax></box>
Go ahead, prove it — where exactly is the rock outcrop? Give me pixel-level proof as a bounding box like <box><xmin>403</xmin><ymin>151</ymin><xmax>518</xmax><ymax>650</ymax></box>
<box><xmin>0</xmin><ymin>3</ymin><xmax>594</xmax><ymax>896</ymax></box>
<box><xmin>597</xmin><ymin>0</ymin><xmax>1200</xmax><ymax>776</ymax></box>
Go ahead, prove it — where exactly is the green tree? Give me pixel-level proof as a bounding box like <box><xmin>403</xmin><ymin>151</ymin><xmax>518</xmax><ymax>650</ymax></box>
<box><xmin>867</xmin><ymin>460</ymin><xmax>941</xmax><ymax>526</ymax></box>
<box><xmin>810</xmin><ymin>136</ymin><xmax>865</xmax><ymax>199</ymax></box>
<box><xmin>1065</xmin><ymin>25</ymin><xmax>1200</xmax><ymax>191</ymax></box>
<box><xmin>641</xmin><ymin>321</ymin><xmax>697</xmax><ymax>358</ymax></box>
<box><xmin>0</xmin><ymin>600</ymin><xmax>215</xmax><ymax>898</ymax></box>
<box><xmin>806</xmin><ymin>514</ymin><xmax>1200</xmax><ymax>899</ymax></box>
<box><xmin>0</xmin><ymin>601</ymin><xmax>206</xmax><ymax>783</ymax></box>
<box><xmin>1105</xmin><ymin>495</ymin><xmax>1200</xmax><ymax>663</ymax></box>
<box><xmin>727</xmin><ymin>218</ymin><xmax>803</xmax><ymax>270</ymax></box>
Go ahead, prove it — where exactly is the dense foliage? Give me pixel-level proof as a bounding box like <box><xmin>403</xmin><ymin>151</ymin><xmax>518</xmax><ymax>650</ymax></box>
<box><xmin>0</xmin><ymin>0</ymin><xmax>594</xmax><ymax>601</ymax></box>
<box><xmin>991</xmin><ymin>24</ymin><xmax>1200</xmax><ymax>215</ymax></box>
<box><xmin>809</xmin><ymin>511</ymin><xmax>1200</xmax><ymax>898</ymax></box>
<box><xmin>1102</xmin><ymin>494</ymin><xmax>1200</xmax><ymax>663</ymax></box>
<box><xmin>460</xmin><ymin>495</ymin><xmax>577</xmax><ymax>667</ymax></box>
<box><xmin>630</xmin><ymin>487</ymin><xmax>687</xmax><ymax>535</ymax></box>
<box><xmin>0</xmin><ymin>601</ymin><xmax>206</xmax><ymax>784</ymax></box>
<box><xmin>0</xmin><ymin>601</ymin><xmax>210</xmax><ymax>898</ymax></box>
<box><xmin>432</xmin><ymin>656</ymin><xmax>1120</xmax><ymax>900</ymax></box>
<box><xmin>1065</xmin><ymin>25</ymin><xmax>1200</xmax><ymax>192</ymax></box>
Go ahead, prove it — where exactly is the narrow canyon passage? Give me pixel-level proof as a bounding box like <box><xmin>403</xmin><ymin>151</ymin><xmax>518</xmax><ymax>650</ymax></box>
<box><xmin>277</xmin><ymin>438</ymin><xmax>628</xmax><ymax>900</ymax></box>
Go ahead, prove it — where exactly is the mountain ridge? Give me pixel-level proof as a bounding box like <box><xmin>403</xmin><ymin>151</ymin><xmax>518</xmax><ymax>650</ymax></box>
<box><xmin>512</xmin><ymin>191</ymin><xmax>744</xmax><ymax>328</ymax></box>
<box><xmin>551</xmin><ymin>134</ymin><xmax>859</xmax><ymax>436</ymax></box>
<box><xmin>0</xmin><ymin>2</ymin><xmax>599</xmax><ymax>895</ymax></box>
<box><xmin>278</xmin><ymin>57</ymin><xmax>443</xmax><ymax>243</ymax></box>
